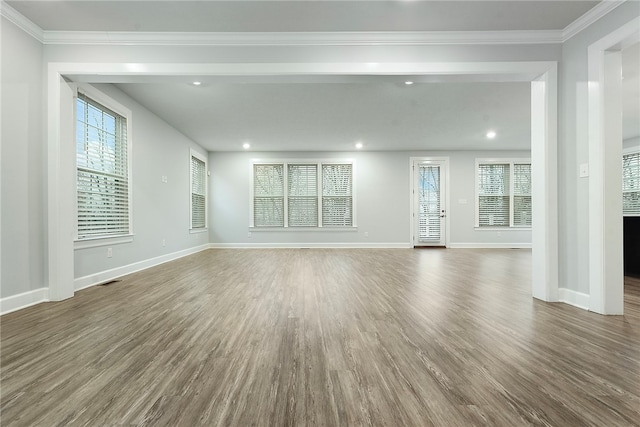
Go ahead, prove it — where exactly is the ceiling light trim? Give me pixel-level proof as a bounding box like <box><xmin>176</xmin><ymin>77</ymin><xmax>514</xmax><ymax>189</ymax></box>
<box><xmin>0</xmin><ymin>2</ymin><xmax>44</xmax><ymax>43</ymax></box>
<box><xmin>40</xmin><ymin>30</ymin><xmax>564</xmax><ymax>46</ymax></box>
<box><xmin>562</xmin><ymin>0</ymin><xmax>627</xmax><ymax>42</ymax></box>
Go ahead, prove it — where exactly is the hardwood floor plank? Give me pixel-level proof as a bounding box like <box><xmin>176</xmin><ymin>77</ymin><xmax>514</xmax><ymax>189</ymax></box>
<box><xmin>1</xmin><ymin>248</ymin><xmax>639</xmax><ymax>426</ymax></box>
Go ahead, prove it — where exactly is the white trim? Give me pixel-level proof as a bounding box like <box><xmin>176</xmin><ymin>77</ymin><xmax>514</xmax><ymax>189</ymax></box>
<box><xmin>475</xmin><ymin>158</ymin><xmax>532</xmax><ymax>228</ymax></box>
<box><xmin>447</xmin><ymin>243</ymin><xmax>532</xmax><ymax>249</ymax></box>
<box><xmin>587</xmin><ymin>17</ymin><xmax>639</xmax><ymax>315</ymax></box>
<box><xmin>74</xmin><ymin>244</ymin><xmax>210</xmax><ymax>292</ymax></box>
<box><xmin>531</xmin><ymin>66</ymin><xmax>559</xmax><ymax>303</ymax></box>
<box><xmin>0</xmin><ymin>0</ymin><xmax>624</xmax><ymax>47</ymax></box>
<box><xmin>74</xmin><ymin>234</ymin><xmax>134</xmax><ymax>249</ymax></box>
<box><xmin>189</xmin><ymin>228</ymin><xmax>208</xmax><ymax>234</ymax></box>
<box><xmin>562</xmin><ymin>0</ymin><xmax>628</xmax><ymax>42</ymax></box>
<box><xmin>250</xmin><ymin>158</ymin><xmax>356</xmax><ymax>229</ymax></box>
<box><xmin>74</xmin><ymin>83</ymin><xmax>134</xmax><ymax>241</ymax></box>
<box><xmin>558</xmin><ymin>288</ymin><xmax>591</xmax><ymax>311</ymax></box>
<box><xmin>0</xmin><ymin>1</ymin><xmax>44</xmax><ymax>43</ymax></box>
<box><xmin>190</xmin><ymin>148</ymin><xmax>208</xmax><ymax>230</ymax></box>
<box><xmin>209</xmin><ymin>242</ymin><xmax>410</xmax><ymax>249</ymax></box>
<box><xmin>37</xmin><ymin>30</ymin><xmax>565</xmax><ymax>46</ymax></box>
<box><xmin>1</xmin><ymin>288</ymin><xmax>49</xmax><ymax>316</ymax></box>
<box><xmin>409</xmin><ymin>157</ymin><xmax>450</xmax><ymax>248</ymax></box>
<box><xmin>46</xmin><ymin>60</ymin><xmax>557</xmax><ymax>312</ymax></box>
<box><xmin>249</xmin><ymin>226</ymin><xmax>358</xmax><ymax>232</ymax></box>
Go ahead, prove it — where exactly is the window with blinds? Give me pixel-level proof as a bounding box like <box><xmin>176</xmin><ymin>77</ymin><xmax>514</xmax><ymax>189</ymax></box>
<box><xmin>254</xmin><ymin>164</ymin><xmax>285</xmax><ymax>227</ymax></box>
<box><xmin>190</xmin><ymin>152</ymin><xmax>207</xmax><ymax>229</ymax></box>
<box><xmin>251</xmin><ymin>161</ymin><xmax>354</xmax><ymax>228</ymax></box>
<box><xmin>623</xmin><ymin>151</ymin><xmax>640</xmax><ymax>216</ymax></box>
<box><xmin>478</xmin><ymin>163</ymin><xmax>510</xmax><ymax>227</ymax></box>
<box><xmin>476</xmin><ymin>159</ymin><xmax>532</xmax><ymax>228</ymax></box>
<box><xmin>76</xmin><ymin>92</ymin><xmax>130</xmax><ymax>240</ymax></box>
<box><xmin>322</xmin><ymin>164</ymin><xmax>353</xmax><ymax>227</ymax></box>
<box><xmin>288</xmin><ymin>164</ymin><xmax>318</xmax><ymax>226</ymax></box>
<box><xmin>513</xmin><ymin>163</ymin><xmax>532</xmax><ymax>226</ymax></box>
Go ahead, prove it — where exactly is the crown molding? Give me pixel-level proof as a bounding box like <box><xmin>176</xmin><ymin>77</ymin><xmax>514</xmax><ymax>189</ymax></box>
<box><xmin>562</xmin><ymin>0</ymin><xmax>627</xmax><ymax>42</ymax></box>
<box><xmin>1</xmin><ymin>0</ymin><xmax>627</xmax><ymax>48</ymax></box>
<box><xmin>0</xmin><ymin>1</ymin><xmax>44</xmax><ymax>42</ymax></box>
<box><xmin>41</xmin><ymin>30</ymin><xmax>563</xmax><ymax>46</ymax></box>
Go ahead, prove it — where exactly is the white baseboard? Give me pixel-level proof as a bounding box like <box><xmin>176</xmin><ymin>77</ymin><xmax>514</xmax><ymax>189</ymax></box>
<box><xmin>558</xmin><ymin>288</ymin><xmax>590</xmax><ymax>311</ymax></box>
<box><xmin>209</xmin><ymin>242</ymin><xmax>411</xmax><ymax>249</ymax></box>
<box><xmin>1</xmin><ymin>288</ymin><xmax>49</xmax><ymax>316</ymax></box>
<box><xmin>74</xmin><ymin>244</ymin><xmax>211</xmax><ymax>292</ymax></box>
<box><xmin>447</xmin><ymin>243</ymin><xmax>532</xmax><ymax>249</ymax></box>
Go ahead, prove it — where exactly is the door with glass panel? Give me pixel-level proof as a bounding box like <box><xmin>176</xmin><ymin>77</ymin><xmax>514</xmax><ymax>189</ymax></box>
<box><xmin>413</xmin><ymin>160</ymin><xmax>447</xmax><ymax>246</ymax></box>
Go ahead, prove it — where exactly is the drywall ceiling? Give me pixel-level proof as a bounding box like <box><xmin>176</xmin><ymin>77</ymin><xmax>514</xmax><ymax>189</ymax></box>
<box><xmin>6</xmin><ymin>1</ymin><xmax>599</xmax><ymax>33</ymax></box>
<box><xmin>114</xmin><ymin>80</ymin><xmax>532</xmax><ymax>151</ymax></box>
<box><xmin>10</xmin><ymin>0</ymin><xmax>636</xmax><ymax>151</ymax></box>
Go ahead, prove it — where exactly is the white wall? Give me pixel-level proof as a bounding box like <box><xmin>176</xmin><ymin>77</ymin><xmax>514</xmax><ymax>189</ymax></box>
<box><xmin>73</xmin><ymin>84</ymin><xmax>209</xmax><ymax>282</ymax></box>
<box><xmin>209</xmin><ymin>150</ymin><xmax>531</xmax><ymax>247</ymax></box>
<box><xmin>559</xmin><ymin>1</ymin><xmax>640</xmax><ymax>295</ymax></box>
<box><xmin>1</xmin><ymin>18</ymin><xmax>45</xmax><ymax>298</ymax></box>
<box><xmin>624</xmin><ymin>136</ymin><xmax>640</xmax><ymax>150</ymax></box>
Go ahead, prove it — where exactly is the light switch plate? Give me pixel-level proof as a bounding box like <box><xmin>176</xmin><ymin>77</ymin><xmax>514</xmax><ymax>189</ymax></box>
<box><xmin>579</xmin><ymin>163</ymin><xmax>589</xmax><ymax>178</ymax></box>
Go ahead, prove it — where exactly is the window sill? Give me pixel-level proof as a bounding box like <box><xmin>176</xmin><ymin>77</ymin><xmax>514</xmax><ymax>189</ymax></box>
<box><xmin>249</xmin><ymin>226</ymin><xmax>358</xmax><ymax>232</ymax></box>
<box><xmin>474</xmin><ymin>227</ymin><xmax>532</xmax><ymax>231</ymax></box>
<box><xmin>190</xmin><ymin>228</ymin><xmax>208</xmax><ymax>234</ymax></box>
<box><xmin>74</xmin><ymin>234</ymin><xmax>134</xmax><ymax>250</ymax></box>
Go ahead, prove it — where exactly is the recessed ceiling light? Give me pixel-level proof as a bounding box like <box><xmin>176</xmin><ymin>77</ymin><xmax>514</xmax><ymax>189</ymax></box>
<box><xmin>242</xmin><ymin>142</ymin><xmax>251</xmax><ymax>149</ymax></box>
<box><xmin>405</xmin><ymin>81</ymin><xmax>414</xmax><ymax>85</ymax></box>
<box><xmin>355</xmin><ymin>142</ymin><xmax>363</xmax><ymax>149</ymax></box>
<box><xmin>192</xmin><ymin>81</ymin><xmax>202</xmax><ymax>86</ymax></box>
<box><xmin>486</xmin><ymin>130</ymin><xmax>497</xmax><ymax>139</ymax></box>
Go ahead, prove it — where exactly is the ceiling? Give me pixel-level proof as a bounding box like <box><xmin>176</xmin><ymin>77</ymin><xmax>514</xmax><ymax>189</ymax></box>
<box><xmin>114</xmin><ymin>81</ymin><xmax>532</xmax><ymax>151</ymax></box>
<box><xmin>5</xmin><ymin>0</ymin><xmax>638</xmax><ymax>151</ymax></box>
<box><xmin>7</xmin><ymin>1</ymin><xmax>599</xmax><ymax>33</ymax></box>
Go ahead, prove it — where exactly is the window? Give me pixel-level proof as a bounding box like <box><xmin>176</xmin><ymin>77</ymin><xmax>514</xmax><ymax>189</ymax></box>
<box><xmin>476</xmin><ymin>159</ymin><xmax>531</xmax><ymax>228</ymax></box>
<box><xmin>252</xmin><ymin>160</ymin><xmax>355</xmax><ymax>228</ymax></box>
<box><xmin>190</xmin><ymin>150</ymin><xmax>207</xmax><ymax>230</ymax></box>
<box><xmin>623</xmin><ymin>151</ymin><xmax>640</xmax><ymax>216</ymax></box>
<box><xmin>322</xmin><ymin>163</ymin><xmax>353</xmax><ymax>227</ymax></box>
<box><xmin>76</xmin><ymin>89</ymin><xmax>131</xmax><ymax>240</ymax></box>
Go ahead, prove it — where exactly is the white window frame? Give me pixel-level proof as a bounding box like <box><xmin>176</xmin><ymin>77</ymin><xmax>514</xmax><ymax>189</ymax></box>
<box><xmin>249</xmin><ymin>159</ymin><xmax>357</xmax><ymax>230</ymax></box>
<box><xmin>73</xmin><ymin>84</ymin><xmax>134</xmax><ymax>249</ymax></box>
<box><xmin>475</xmin><ymin>157</ymin><xmax>532</xmax><ymax>229</ymax></box>
<box><xmin>623</xmin><ymin>146</ymin><xmax>640</xmax><ymax>217</ymax></box>
<box><xmin>190</xmin><ymin>149</ymin><xmax>208</xmax><ymax>232</ymax></box>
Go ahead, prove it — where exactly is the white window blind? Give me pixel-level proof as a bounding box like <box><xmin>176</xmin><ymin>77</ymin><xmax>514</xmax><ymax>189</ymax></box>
<box><xmin>191</xmin><ymin>154</ymin><xmax>206</xmax><ymax>229</ymax></box>
<box><xmin>322</xmin><ymin>164</ymin><xmax>353</xmax><ymax>227</ymax></box>
<box><xmin>418</xmin><ymin>165</ymin><xmax>441</xmax><ymax>241</ymax></box>
<box><xmin>478</xmin><ymin>164</ymin><xmax>510</xmax><ymax>227</ymax></box>
<box><xmin>288</xmin><ymin>164</ymin><xmax>318</xmax><ymax>226</ymax></box>
<box><xmin>513</xmin><ymin>163</ymin><xmax>532</xmax><ymax>227</ymax></box>
<box><xmin>251</xmin><ymin>160</ymin><xmax>354</xmax><ymax>229</ymax></box>
<box><xmin>254</xmin><ymin>164</ymin><xmax>284</xmax><ymax>227</ymax></box>
<box><xmin>623</xmin><ymin>151</ymin><xmax>640</xmax><ymax>216</ymax></box>
<box><xmin>76</xmin><ymin>92</ymin><xmax>129</xmax><ymax>239</ymax></box>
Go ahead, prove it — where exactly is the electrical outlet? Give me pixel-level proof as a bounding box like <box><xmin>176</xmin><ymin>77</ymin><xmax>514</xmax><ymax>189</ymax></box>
<box><xmin>364</xmin><ymin>231</ymin><xmax>369</xmax><ymax>238</ymax></box>
<box><xmin>162</xmin><ymin>238</ymin><xmax>166</xmax><ymax>247</ymax></box>
<box><xmin>107</xmin><ymin>247</ymin><xmax>113</xmax><ymax>258</ymax></box>
<box><xmin>248</xmin><ymin>232</ymin><xmax>252</xmax><ymax>238</ymax></box>
<box><xmin>161</xmin><ymin>175</ymin><xmax>168</xmax><ymax>183</ymax></box>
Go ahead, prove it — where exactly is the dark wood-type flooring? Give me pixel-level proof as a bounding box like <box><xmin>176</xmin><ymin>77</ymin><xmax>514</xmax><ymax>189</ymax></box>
<box><xmin>1</xmin><ymin>249</ymin><xmax>639</xmax><ymax>426</ymax></box>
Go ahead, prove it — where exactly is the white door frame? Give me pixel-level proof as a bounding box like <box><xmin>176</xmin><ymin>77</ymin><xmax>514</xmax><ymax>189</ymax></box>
<box><xmin>588</xmin><ymin>17</ymin><xmax>640</xmax><ymax>315</ymax></box>
<box><xmin>46</xmin><ymin>60</ymin><xmax>558</xmax><ymax>303</ymax></box>
<box><xmin>410</xmin><ymin>157</ymin><xmax>450</xmax><ymax>247</ymax></box>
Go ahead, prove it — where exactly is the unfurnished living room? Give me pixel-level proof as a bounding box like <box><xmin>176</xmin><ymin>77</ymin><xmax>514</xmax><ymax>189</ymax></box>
<box><xmin>1</xmin><ymin>1</ymin><xmax>640</xmax><ymax>425</ymax></box>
